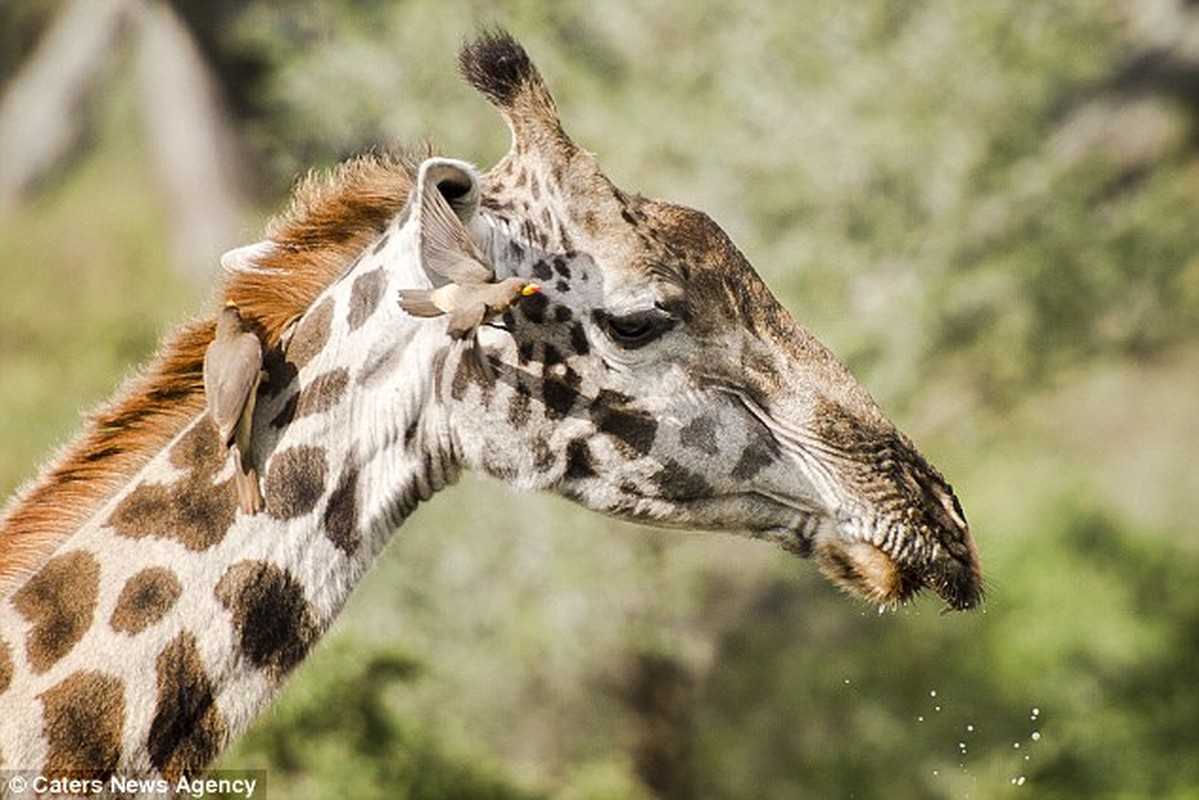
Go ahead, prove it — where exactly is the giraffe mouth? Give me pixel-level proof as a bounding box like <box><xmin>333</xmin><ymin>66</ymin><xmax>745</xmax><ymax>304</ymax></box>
<box><xmin>768</xmin><ymin>512</ymin><xmax>981</xmax><ymax>611</ymax></box>
<box><xmin>805</xmin><ymin>523</ymin><xmax>982</xmax><ymax>611</ymax></box>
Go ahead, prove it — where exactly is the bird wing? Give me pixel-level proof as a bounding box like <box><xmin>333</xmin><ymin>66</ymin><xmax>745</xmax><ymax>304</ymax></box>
<box><xmin>419</xmin><ymin>184</ymin><xmax>494</xmax><ymax>285</ymax></box>
<box><xmin>204</xmin><ymin>332</ymin><xmax>264</xmax><ymax>444</ymax></box>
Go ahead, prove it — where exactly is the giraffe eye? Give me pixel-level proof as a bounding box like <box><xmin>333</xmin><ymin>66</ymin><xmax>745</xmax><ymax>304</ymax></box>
<box><xmin>600</xmin><ymin>308</ymin><xmax>676</xmax><ymax>349</ymax></box>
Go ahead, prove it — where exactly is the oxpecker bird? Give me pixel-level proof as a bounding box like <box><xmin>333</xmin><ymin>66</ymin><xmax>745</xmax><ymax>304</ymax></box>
<box><xmin>203</xmin><ymin>301</ymin><xmax>266</xmax><ymax>514</ymax></box>
<box><xmin>398</xmin><ymin>277</ymin><xmax>542</xmax><ymax>338</ymax></box>
<box><xmin>398</xmin><ymin>167</ymin><xmax>541</xmax><ymax>378</ymax></box>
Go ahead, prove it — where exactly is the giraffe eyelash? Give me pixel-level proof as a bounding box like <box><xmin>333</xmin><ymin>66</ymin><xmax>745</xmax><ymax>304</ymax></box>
<box><xmin>594</xmin><ymin>307</ymin><xmax>677</xmax><ymax>349</ymax></box>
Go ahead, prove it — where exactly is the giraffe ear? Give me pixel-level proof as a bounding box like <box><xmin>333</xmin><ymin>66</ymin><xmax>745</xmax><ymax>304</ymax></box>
<box><xmin>414</xmin><ymin>158</ymin><xmax>493</xmax><ymax>285</ymax></box>
<box><xmin>416</xmin><ymin>158</ymin><xmax>481</xmax><ymax>226</ymax></box>
<box><xmin>219</xmin><ymin>240</ymin><xmax>278</xmax><ymax>274</ymax></box>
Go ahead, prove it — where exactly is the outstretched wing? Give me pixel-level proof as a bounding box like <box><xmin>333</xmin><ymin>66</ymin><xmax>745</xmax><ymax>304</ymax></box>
<box><xmin>419</xmin><ymin>183</ymin><xmax>494</xmax><ymax>285</ymax></box>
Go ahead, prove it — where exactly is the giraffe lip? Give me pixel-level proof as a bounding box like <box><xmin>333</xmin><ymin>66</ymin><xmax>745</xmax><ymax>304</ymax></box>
<box><xmin>804</xmin><ymin>524</ymin><xmax>982</xmax><ymax>611</ymax></box>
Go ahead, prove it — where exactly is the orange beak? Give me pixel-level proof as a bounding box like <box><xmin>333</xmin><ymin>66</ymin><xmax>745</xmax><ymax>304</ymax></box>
<box><xmin>520</xmin><ymin>283</ymin><xmax>541</xmax><ymax>297</ymax></box>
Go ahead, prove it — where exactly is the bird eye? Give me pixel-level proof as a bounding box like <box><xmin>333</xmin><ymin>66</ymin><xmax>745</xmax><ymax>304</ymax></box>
<box><xmin>599</xmin><ymin>308</ymin><xmax>676</xmax><ymax>349</ymax></box>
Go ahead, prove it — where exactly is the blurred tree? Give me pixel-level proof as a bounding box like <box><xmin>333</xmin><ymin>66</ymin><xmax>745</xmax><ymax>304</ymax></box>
<box><xmin>0</xmin><ymin>0</ymin><xmax>247</xmax><ymax>283</ymax></box>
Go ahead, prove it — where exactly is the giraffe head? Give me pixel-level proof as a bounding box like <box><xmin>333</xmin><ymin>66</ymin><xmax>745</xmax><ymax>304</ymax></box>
<box><xmin>413</xmin><ymin>33</ymin><xmax>982</xmax><ymax>611</ymax></box>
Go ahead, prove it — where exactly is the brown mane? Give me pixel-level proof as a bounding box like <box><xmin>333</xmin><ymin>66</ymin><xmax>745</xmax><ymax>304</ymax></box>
<box><xmin>0</xmin><ymin>151</ymin><xmax>416</xmax><ymax>590</ymax></box>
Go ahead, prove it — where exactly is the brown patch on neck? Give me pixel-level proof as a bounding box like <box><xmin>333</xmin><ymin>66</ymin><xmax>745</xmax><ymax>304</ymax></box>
<box><xmin>215</xmin><ymin>560</ymin><xmax>320</xmax><ymax>683</ymax></box>
<box><xmin>13</xmin><ymin>550</ymin><xmax>101</xmax><ymax>673</ymax></box>
<box><xmin>148</xmin><ymin>632</ymin><xmax>228</xmax><ymax>780</ymax></box>
<box><xmin>110</xmin><ymin>567</ymin><xmax>183</xmax><ymax>635</ymax></box>
<box><xmin>40</xmin><ymin>670</ymin><xmax>126</xmax><ymax>780</ymax></box>
<box><xmin>0</xmin><ymin>152</ymin><xmax>415</xmax><ymax>590</ymax></box>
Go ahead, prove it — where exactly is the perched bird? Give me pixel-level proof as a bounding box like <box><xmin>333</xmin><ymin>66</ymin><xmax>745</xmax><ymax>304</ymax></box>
<box><xmin>398</xmin><ymin>166</ymin><xmax>541</xmax><ymax>378</ymax></box>
<box><xmin>398</xmin><ymin>277</ymin><xmax>542</xmax><ymax>338</ymax></box>
<box><xmin>203</xmin><ymin>301</ymin><xmax>266</xmax><ymax>514</ymax></box>
<box><xmin>399</xmin><ymin>278</ymin><xmax>541</xmax><ymax>379</ymax></box>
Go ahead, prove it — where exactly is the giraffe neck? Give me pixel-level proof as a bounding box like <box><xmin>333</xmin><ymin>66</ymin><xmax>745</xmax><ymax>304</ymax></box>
<box><xmin>0</xmin><ymin>225</ymin><xmax>460</xmax><ymax>781</ymax></box>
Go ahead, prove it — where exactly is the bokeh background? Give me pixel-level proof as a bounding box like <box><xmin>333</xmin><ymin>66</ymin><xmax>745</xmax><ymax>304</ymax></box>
<box><xmin>2</xmin><ymin>1</ymin><xmax>1198</xmax><ymax>798</ymax></box>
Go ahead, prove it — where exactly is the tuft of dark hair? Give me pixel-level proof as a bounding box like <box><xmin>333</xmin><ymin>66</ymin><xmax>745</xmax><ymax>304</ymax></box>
<box><xmin>459</xmin><ymin>28</ymin><xmax>539</xmax><ymax>108</ymax></box>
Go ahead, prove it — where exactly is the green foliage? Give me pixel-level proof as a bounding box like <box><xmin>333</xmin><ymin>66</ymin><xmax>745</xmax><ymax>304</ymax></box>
<box><xmin>3</xmin><ymin>1</ymin><xmax>1198</xmax><ymax>797</ymax></box>
<box><xmin>222</xmin><ymin>642</ymin><xmax>540</xmax><ymax>800</ymax></box>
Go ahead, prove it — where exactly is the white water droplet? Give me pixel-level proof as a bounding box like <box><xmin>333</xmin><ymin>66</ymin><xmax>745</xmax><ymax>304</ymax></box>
<box><xmin>1013</xmin><ymin>742</ymin><xmax>1021</xmax><ymax>749</ymax></box>
<box><xmin>1031</xmin><ymin>730</ymin><xmax>1041</xmax><ymax>741</ymax></box>
<box><xmin>917</xmin><ymin>715</ymin><xmax>925</xmax><ymax>723</ymax></box>
<box><xmin>930</xmin><ymin>689</ymin><xmax>938</xmax><ymax>698</ymax></box>
<box><xmin>966</xmin><ymin>724</ymin><xmax>975</xmax><ymax>733</ymax></box>
<box><xmin>934</xmin><ymin>705</ymin><xmax>942</xmax><ymax>712</ymax></box>
<box><xmin>1031</xmin><ymin>707</ymin><xmax>1040</xmax><ymax>720</ymax></box>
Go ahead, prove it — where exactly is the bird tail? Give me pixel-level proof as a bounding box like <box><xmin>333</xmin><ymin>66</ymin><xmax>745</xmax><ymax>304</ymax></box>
<box><xmin>398</xmin><ymin>289</ymin><xmax>443</xmax><ymax>317</ymax></box>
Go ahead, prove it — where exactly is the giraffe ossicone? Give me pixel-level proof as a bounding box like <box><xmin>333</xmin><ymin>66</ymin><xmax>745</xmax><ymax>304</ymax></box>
<box><xmin>0</xmin><ymin>30</ymin><xmax>981</xmax><ymax>788</ymax></box>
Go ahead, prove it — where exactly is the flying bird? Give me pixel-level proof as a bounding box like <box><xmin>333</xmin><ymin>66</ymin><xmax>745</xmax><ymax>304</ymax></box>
<box><xmin>203</xmin><ymin>301</ymin><xmax>266</xmax><ymax>514</ymax></box>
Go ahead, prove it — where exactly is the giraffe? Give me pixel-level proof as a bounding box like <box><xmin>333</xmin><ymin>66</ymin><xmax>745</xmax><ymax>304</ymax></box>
<box><xmin>0</xmin><ymin>31</ymin><xmax>981</xmax><ymax>792</ymax></box>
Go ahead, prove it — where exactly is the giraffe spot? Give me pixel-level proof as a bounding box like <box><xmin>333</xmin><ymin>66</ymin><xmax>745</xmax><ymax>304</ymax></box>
<box><xmin>110</xmin><ymin>567</ymin><xmax>183</xmax><ymax>635</ymax></box>
<box><xmin>287</xmin><ymin>295</ymin><xmax>335</xmax><ymax>370</ymax></box>
<box><xmin>148</xmin><ymin>632</ymin><xmax>227</xmax><ymax>781</ymax></box>
<box><xmin>591</xmin><ymin>391</ymin><xmax>658</xmax><ymax>457</ymax></box>
<box><xmin>554</xmin><ymin>305</ymin><xmax>574</xmax><ymax>323</ymax></box>
<box><xmin>520</xmin><ymin>290</ymin><xmax>549</xmax><ymax>324</ymax></box>
<box><xmin>110</xmin><ymin>420</ymin><xmax>236</xmax><ymax>551</ymax></box>
<box><xmin>731</xmin><ymin>421</ymin><xmax>780</xmax><ymax>481</ymax></box>
<box><xmin>532</xmin><ymin>259</ymin><xmax>553</xmax><ymax>281</ymax></box>
<box><xmin>680</xmin><ymin>415</ymin><xmax>719</xmax><ymax>456</ymax></box>
<box><xmin>348</xmin><ymin>268</ymin><xmax>386</xmax><ymax>331</ymax></box>
<box><xmin>109</xmin><ymin>475</ymin><xmax>236</xmax><ymax>552</ymax></box>
<box><xmin>294</xmin><ymin>367</ymin><xmax>350</xmax><ymax>420</ymax></box>
<box><xmin>40</xmin><ymin>671</ymin><xmax>125</xmax><ymax>780</ymax></box>
<box><xmin>168</xmin><ymin>421</ymin><xmax>226</xmax><ymax>473</ymax></box>
<box><xmin>13</xmin><ymin>550</ymin><xmax>100</xmax><ymax>673</ymax></box>
<box><xmin>542</xmin><ymin>343</ymin><xmax>565</xmax><ymax>368</ymax></box>
<box><xmin>564</xmin><ymin>438</ymin><xmax>596</xmax><ymax>480</ymax></box>
<box><xmin>265</xmin><ymin>445</ymin><xmax>327</xmax><ymax>520</ymax></box>
<box><xmin>215</xmin><ymin>561</ymin><xmax>319</xmax><ymax>682</ymax></box>
<box><xmin>570</xmin><ymin>322</ymin><xmax>590</xmax><ymax>356</ymax></box>
<box><xmin>323</xmin><ymin>466</ymin><xmax>360</xmax><ymax>554</ymax></box>
<box><xmin>542</xmin><ymin>367</ymin><xmax>581</xmax><ymax>419</ymax></box>
<box><xmin>552</xmin><ymin>257</ymin><xmax>572</xmax><ymax>279</ymax></box>
<box><xmin>0</xmin><ymin>637</ymin><xmax>12</xmax><ymax>695</ymax></box>
<box><xmin>517</xmin><ymin>339</ymin><xmax>536</xmax><ymax>365</ymax></box>
<box><xmin>651</xmin><ymin>460</ymin><xmax>714</xmax><ymax>502</ymax></box>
